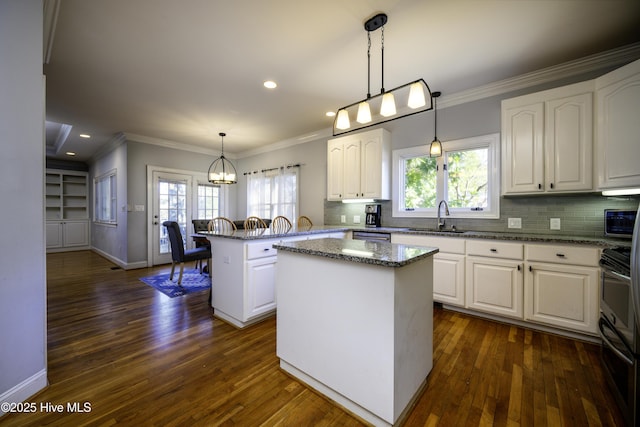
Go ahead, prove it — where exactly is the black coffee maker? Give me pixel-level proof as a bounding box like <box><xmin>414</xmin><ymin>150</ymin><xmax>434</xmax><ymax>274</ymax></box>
<box><xmin>365</xmin><ymin>204</ymin><xmax>381</xmax><ymax>227</ymax></box>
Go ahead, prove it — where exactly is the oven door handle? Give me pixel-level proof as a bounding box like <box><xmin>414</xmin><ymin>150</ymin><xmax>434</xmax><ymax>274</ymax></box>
<box><xmin>599</xmin><ymin>317</ymin><xmax>635</xmax><ymax>366</ymax></box>
<box><xmin>603</xmin><ymin>268</ymin><xmax>632</xmax><ymax>282</ymax></box>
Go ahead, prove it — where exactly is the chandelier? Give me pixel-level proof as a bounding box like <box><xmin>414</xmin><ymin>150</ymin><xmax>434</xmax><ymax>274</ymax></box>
<box><xmin>208</xmin><ymin>132</ymin><xmax>237</xmax><ymax>184</ymax></box>
<box><xmin>333</xmin><ymin>13</ymin><xmax>433</xmax><ymax>136</ymax></box>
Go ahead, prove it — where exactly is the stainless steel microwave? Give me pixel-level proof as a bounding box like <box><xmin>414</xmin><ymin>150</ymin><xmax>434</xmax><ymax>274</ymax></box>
<box><xmin>604</xmin><ymin>209</ymin><xmax>637</xmax><ymax>238</ymax></box>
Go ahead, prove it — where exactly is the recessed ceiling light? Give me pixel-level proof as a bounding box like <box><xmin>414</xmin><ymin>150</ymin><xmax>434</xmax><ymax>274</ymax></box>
<box><xmin>326</xmin><ymin>111</ymin><xmax>336</xmax><ymax>117</ymax></box>
<box><xmin>79</xmin><ymin>134</ymin><xmax>91</xmax><ymax>138</ymax></box>
<box><xmin>263</xmin><ymin>80</ymin><xmax>277</xmax><ymax>89</ymax></box>
<box><xmin>66</xmin><ymin>151</ymin><xmax>76</xmax><ymax>156</ymax></box>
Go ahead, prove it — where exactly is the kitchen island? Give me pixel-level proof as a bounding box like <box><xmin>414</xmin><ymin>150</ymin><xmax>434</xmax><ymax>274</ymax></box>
<box><xmin>273</xmin><ymin>237</ymin><xmax>438</xmax><ymax>427</ymax></box>
<box><xmin>201</xmin><ymin>226</ymin><xmax>349</xmax><ymax>328</ymax></box>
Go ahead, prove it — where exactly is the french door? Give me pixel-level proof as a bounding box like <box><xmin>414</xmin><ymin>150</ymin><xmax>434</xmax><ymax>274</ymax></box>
<box><xmin>151</xmin><ymin>171</ymin><xmax>193</xmax><ymax>266</ymax></box>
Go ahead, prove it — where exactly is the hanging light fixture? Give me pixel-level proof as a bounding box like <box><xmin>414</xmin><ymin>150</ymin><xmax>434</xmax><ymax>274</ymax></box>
<box><xmin>429</xmin><ymin>91</ymin><xmax>442</xmax><ymax>157</ymax></box>
<box><xmin>208</xmin><ymin>132</ymin><xmax>237</xmax><ymax>184</ymax></box>
<box><xmin>333</xmin><ymin>13</ymin><xmax>433</xmax><ymax>136</ymax></box>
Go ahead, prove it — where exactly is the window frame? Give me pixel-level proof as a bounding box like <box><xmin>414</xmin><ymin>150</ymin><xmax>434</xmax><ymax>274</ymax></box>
<box><xmin>94</xmin><ymin>169</ymin><xmax>117</xmax><ymax>225</ymax></box>
<box><xmin>195</xmin><ymin>182</ymin><xmax>222</xmax><ymax>220</ymax></box>
<box><xmin>246</xmin><ymin>167</ymin><xmax>299</xmax><ymax>220</ymax></box>
<box><xmin>392</xmin><ymin>133</ymin><xmax>500</xmax><ymax>219</ymax></box>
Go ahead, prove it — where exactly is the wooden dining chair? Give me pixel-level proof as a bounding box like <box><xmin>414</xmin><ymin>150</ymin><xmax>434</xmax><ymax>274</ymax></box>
<box><xmin>297</xmin><ymin>215</ymin><xmax>313</xmax><ymax>228</ymax></box>
<box><xmin>244</xmin><ymin>216</ymin><xmax>267</xmax><ymax>230</ymax></box>
<box><xmin>271</xmin><ymin>215</ymin><xmax>292</xmax><ymax>233</ymax></box>
<box><xmin>208</xmin><ymin>217</ymin><xmax>237</xmax><ymax>233</ymax></box>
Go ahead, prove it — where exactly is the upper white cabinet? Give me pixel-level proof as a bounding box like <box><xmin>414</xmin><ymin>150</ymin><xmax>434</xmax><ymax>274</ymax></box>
<box><xmin>595</xmin><ymin>59</ymin><xmax>640</xmax><ymax>190</ymax></box>
<box><xmin>501</xmin><ymin>81</ymin><xmax>593</xmax><ymax>195</ymax></box>
<box><xmin>45</xmin><ymin>169</ymin><xmax>90</xmax><ymax>252</ymax></box>
<box><xmin>327</xmin><ymin>128</ymin><xmax>391</xmax><ymax>201</ymax></box>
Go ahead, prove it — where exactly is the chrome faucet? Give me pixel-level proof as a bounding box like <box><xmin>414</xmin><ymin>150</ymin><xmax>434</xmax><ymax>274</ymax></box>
<box><xmin>437</xmin><ymin>200</ymin><xmax>450</xmax><ymax>231</ymax></box>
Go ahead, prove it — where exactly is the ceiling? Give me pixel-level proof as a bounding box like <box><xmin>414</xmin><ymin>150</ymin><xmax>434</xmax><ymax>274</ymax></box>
<box><xmin>44</xmin><ymin>0</ymin><xmax>640</xmax><ymax>162</ymax></box>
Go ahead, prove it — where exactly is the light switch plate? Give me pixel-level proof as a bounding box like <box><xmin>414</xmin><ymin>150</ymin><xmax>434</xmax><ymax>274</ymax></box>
<box><xmin>507</xmin><ymin>218</ymin><xmax>522</xmax><ymax>229</ymax></box>
<box><xmin>550</xmin><ymin>218</ymin><xmax>561</xmax><ymax>230</ymax></box>
<box><xmin>353</xmin><ymin>215</ymin><xmax>361</xmax><ymax>224</ymax></box>
<box><xmin>341</xmin><ymin>215</ymin><xmax>346</xmax><ymax>223</ymax></box>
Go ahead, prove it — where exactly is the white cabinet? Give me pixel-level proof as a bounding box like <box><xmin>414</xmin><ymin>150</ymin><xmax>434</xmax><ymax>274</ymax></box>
<box><xmin>246</xmin><ymin>256</ymin><xmax>277</xmax><ymax>318</ymax></box>
<box><xmin>595</xmin><ymin>59</ymin><xmax>640</xmax><ymax>190</ymax></box>
<box><xmin>392</xmin><ymin>234</ymin><xmax>465</xmax><ymax>307</ymax></box>
<box><xmin>502</xmin><ymin>81</ymin><xmax>593</xmax><ymax>195</ymax></box>
<box><xmin>465</xmin><ymin>240</ymin><xmax>524</xmax><ymax>319</ymax></box>
<box><xmin>327</xmin><ymin>128</ymin><xmax>391</xmax><ymax>201</ymax></box>
<box><xmin>524</xmin><ymin>244</ymin><xmax>600</xmax><ymax>335</ymax></box>
<box><xmin>45</xmin><ymin>169</ymin><xmax>90</xmax><ymax>252</ymax></box>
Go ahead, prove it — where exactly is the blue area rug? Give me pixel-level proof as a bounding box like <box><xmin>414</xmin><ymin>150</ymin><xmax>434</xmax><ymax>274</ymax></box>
<box><xmin>140</xmin><ymin>269</ymin><xmax>211</xmax><ymax>298</ymax></box>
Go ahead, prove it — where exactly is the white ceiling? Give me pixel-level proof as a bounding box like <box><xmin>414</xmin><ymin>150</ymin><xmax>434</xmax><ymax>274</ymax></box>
<box><xmin>44</xmin><ymin>0</ymin><xmax>640</xmax><ymax>161</ymax></box>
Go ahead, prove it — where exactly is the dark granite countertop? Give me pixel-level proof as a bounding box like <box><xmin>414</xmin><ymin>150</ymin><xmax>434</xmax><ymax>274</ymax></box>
<box><xmin>273</xmin><ymin>237</ymin><xmax>438</xmax><ymax>268</ymax></box>
<box><xmin>199</xmin><ymin>225</ymin><xmax>350</xmax><ymax>240</ymax></box>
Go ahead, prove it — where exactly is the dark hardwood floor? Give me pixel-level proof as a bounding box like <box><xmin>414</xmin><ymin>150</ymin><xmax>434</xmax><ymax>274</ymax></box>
<box><xmin>0</xmin><ymin>250</ymin><xmax>626</xmax><ymax>426</ymax></box>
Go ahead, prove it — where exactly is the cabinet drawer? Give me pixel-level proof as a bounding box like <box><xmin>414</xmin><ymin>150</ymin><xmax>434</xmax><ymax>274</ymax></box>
<box><xmin>466</xmin><ymin>239</ymin><xmax>523</xmax><ymax>260</ymax></box>
<box><xmin>525</xmin><ymin>244</ymin><xmax>600</xmax><ymax>267</ymax></box>
<box><xmin>391</xmin><ymin>234</ymin><xmax>465</xmax><ymax>254</ymax></box>
<box><xmin>246</xmin><ymin>241</ymin><xmax>278</xmax><ymax>260</ymax></box>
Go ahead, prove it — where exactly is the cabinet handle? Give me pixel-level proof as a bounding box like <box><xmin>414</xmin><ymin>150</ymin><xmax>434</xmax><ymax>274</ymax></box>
<box><xmin>550</xmin><ymin>183</ymin><xmax>554</xmax><ymax>189</ymax></box>
<box><xmin>490</xmin><ymin>248</ymin><xmax>497</xmax><ymax>253</ymax></box>
<box><xmin>517</xmin><ymin>264</ymin><xmax>521</xmax><ymax>271</ymax></box>
<box><xmin>263</xmin><ymin>248</ymin><xmax>270</xmax><ymax>252</ymax></box>
<box><xmin>556</xmin><ymin>253</ymin><xmax>565</xmax><ymax>258</ymax></box>
<box><xmin>529</xmin><ymin>265</ymin><xmax>533</xmax><ymax>272</ymax></box>
<box><xmin>538</xmin><ymin>183</ymin><xmax>542</xmax><ymax>190</ymax></box>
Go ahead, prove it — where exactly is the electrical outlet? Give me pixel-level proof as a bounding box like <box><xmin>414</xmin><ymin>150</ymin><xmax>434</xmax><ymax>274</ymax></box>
<box><xmin>223</xmin><ymin>255</ymin><xmax>231</xmax><ymax>264</ymax></box>
<box><xmin>550</xmin><ymin>218</ymin><xmax>561</xmax><ymax>230</ymax></box>
<box><xmin>507</xmin><ymin>218</ymin><xmax>522</xmax><ymax>229</ymax></box>
<box><xmin>353</xmin><ymin>215</ymin><xmax>361</xmax><ymax>224</ymax></box>
<box><xmin>341</xmin><ymin>215</ymin><xmax>346</xmax><ymax>223</ymax></box>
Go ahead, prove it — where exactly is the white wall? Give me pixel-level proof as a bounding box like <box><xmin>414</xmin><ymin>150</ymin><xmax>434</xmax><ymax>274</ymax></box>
<box><xmin>0</xmin><ymin>0</ymin><xmax>48</xmax><ymax>411</ymax></box>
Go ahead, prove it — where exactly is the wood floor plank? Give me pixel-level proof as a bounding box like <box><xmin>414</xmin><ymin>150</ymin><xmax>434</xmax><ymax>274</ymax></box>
<box><xmin>0</xmin><ymin>251</ymin><xmax>628</xmax><ymax>427</ymax></box>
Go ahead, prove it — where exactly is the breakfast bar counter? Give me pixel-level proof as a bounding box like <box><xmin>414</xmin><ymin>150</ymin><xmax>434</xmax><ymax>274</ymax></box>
<box><xmin>273</xmin><ymin>238</ymin><xmax>438</xmax><ymax>427</ymax></box>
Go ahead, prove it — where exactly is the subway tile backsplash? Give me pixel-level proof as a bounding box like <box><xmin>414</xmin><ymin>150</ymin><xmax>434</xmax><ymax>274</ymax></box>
<box><xmin>324</xmin><ymin>195</ymin><xmax>640</xmax><ymax>238</ymax></box>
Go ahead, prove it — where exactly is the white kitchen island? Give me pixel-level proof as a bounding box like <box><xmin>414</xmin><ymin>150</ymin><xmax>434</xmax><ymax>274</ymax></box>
<box><xmin>273</xmin><ymin>237</ymin><xmax>438</xmax><ymax>427</ymax></box>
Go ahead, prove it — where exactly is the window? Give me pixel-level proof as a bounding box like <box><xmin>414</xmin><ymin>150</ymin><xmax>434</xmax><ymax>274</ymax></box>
<box><xmin>95</xmin><ymin>170</ymin><xmax>116</xmax><ymax>224</ymax></box>
<box><xmin>392</xmin><ymin>133</ymin><xmax>499</xmax><ymax>218</ymax></box>
<box><xmin>197</xmin><ymin>183</ymin><xmax>221</xmax><ymax>219</ymax></box>
<box><xmin>247</xmin><ymin>168</ymin><xmax>298</xmax><ymax>220</ymax></box>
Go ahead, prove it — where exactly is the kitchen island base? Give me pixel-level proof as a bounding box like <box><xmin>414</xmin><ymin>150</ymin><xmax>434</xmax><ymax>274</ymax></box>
<box><xmin>276</xmin><ymin>247</ymin><xmax>434</xmax><ymax>426</ymax></box>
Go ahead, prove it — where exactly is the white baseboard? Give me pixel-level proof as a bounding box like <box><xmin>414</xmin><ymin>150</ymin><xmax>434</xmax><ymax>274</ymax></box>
<box><xmin>91</xmin><ymin>247</ymin><xmax>148</xmax><ymax>270</ymax></box>
<box><xmin>0</xmin><ymin>369</ymin><xmax>48</xmax><ymax>417</ymax></box>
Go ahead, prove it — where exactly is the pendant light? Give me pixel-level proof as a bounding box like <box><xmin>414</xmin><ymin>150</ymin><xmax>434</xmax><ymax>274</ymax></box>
<box><xmin>208</xmin><ymin>132</ymin><xmax>237</xmax><ymax>184</ymax></box>
<box><xmin>332</xmin><ymin>13</ymin><xmax>433</xmax><ymax>136</ymax></box>
<box><xmin>429</xmin><ymin>91</ymin><xmax>442</xmax><ymax>157</ymax></box>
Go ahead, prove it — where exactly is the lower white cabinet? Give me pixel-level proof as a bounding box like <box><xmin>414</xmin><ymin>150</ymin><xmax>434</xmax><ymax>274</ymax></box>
<box><xmin>465</xmin><ymin>256</ymin><xmax>524</xmax><ymax>319</ymax></box>
<box><xmin>391</xmin><ymin>234</ymin><xmax>465</xmax><ymax>306</ymax></box>
<box><xmin>246</xmin><ymin>256</ymin><xmax>277</xmax><ymax>318</ymax></box>
<box><xmin>524</xmin><ymin>244</ymin><xmax>600</xmax><ymax>335</ymax></box>
<box><xmin>46</xmin><ymin>220</ymin><xmax>89</xmax><ymax>251</ymax></box>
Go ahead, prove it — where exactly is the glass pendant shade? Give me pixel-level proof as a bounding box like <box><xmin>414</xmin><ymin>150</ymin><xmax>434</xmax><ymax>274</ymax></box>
<box><xmin>380</xmin><ymin>92</ymin><xmax>396</xmax><ymax>117</ymax></box>
<box><xmin>336</xmin><ymin>109</ymin><xmax>351</xmax><ymax>130</ymax></box>
<box><xmin>408</xmin><ymin>81</ymin><xmax>426</xmax><ymax>108</ymax></box>
<box><xmin>208</xmin><ymin>133</ymin><xmax>237</xmax><ymax>184</ymax></box>
<box><xmin>429</xmin><ymin>138</ymin><xmax>442</xmax><ymax>157</ymax></box>
<box><xmin>356</xmin><ymin>101</ymin><xmax>372</xmax><ymax>124</ymax></box>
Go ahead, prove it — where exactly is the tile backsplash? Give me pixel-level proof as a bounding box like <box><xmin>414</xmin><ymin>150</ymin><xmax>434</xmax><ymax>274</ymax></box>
<box><xmin>325</xmin><ymin>195</ymin><xmax>640</xmax><ymax>238</ymax></box>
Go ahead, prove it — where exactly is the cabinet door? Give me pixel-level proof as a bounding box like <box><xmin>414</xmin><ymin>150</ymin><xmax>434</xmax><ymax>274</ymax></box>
<box><xmin>466</xmin><ymin>256</ymin><xmax>523</xmax><ymax>318</ymax></box>
<box><xmin>46</xmin><ymin>222</ymin><xmax>63</xmax><ymax>249</ymax></box>
<box><xmin>342</xmin><ymin>139</ymin><xmax>362</xmax><ymax>199</ymax></box>
<box><xmin>360</xmin><ymin>135</ymin><xmax>383</xmax><ymax>199</ymax></box>
<box><xmin>501</xmin><ymin>102</ymin><xmax>544</xmax><ymax>194</ymax></box>
<box><xmin>327</xmin><ymin>140</ymin><xmax>345</xmax><ymax>200</ymax></box>
<box><xmin>433</xmin><ymin>253</ymin><xmax>465</xmax><ymax>307</ymax></box>
<box><xmin>62</xmin><ymin>220</ymin><xmax>89</xmax><ymax>247</ymax></box>
<box><xmin>246</xmin><ymin>257</ymin><xmax>277</xmax><ymax>319</ymax></box>
<box><xmin>596</xmin><ymin>59</ymin><xmax>640</xmax><ymax>189</ymax></box>
<box><xmin>525</xmin><ymin>262</ymin><xmax>599</xmax><ymax>335</ymax></box>
<box><xmin>545</xmin><ymin>92</ymin><xmax>593</xmax><ymax>192</ymax></box>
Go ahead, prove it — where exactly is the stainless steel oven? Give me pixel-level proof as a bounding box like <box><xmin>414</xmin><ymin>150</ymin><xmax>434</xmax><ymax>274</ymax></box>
<box><xmin>600</xmin><ymin>247</ymin><xmax>639</xmax><ymax>426</ymax></box>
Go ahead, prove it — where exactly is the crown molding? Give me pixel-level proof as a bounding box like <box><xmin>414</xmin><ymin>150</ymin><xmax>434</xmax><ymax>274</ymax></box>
<box><xmin>236</xmin><ymin>128</ymin><xmax>333</xmax><ymax>159</ymax></box>
<box><xmin>438</xmin><ymin>42</ymin><xmax>640</xmax><ymax>109</ymax></box>
<box><xmin>89</xmin><ymin>132</ymin><xmax>127</xmax><ymax>163</ymax></box>
<box><xmin>123</xmin><ymin>132</ymin><xmax>223</xmax><ymax>158</ymax></box>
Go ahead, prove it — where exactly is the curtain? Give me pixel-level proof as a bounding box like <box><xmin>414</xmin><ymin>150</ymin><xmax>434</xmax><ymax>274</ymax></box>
<box><xmin>247</xmin><ymin>167</ymin><xmax>298</xmax><ymax>220</ymax></box>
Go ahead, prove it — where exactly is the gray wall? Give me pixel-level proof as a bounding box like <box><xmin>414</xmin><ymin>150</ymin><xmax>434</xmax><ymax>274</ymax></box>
<box><xmin>0</xmin><ymin>0</ymin><xmax>47</xmax><ymax>406</ymax></box>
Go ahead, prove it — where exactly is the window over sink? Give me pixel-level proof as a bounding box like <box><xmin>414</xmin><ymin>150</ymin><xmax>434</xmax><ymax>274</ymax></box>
<box><xmin>392</xmin><ymin>133</ymin><xmax>500</xmax><ymax>219</ymax></box>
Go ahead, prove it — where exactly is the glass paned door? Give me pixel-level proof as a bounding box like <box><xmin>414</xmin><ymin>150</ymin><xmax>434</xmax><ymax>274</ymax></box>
<box><xmin>152</xmin><ymin>171</ymin><xmax>192</xmax><ymax>266</ymax></box>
